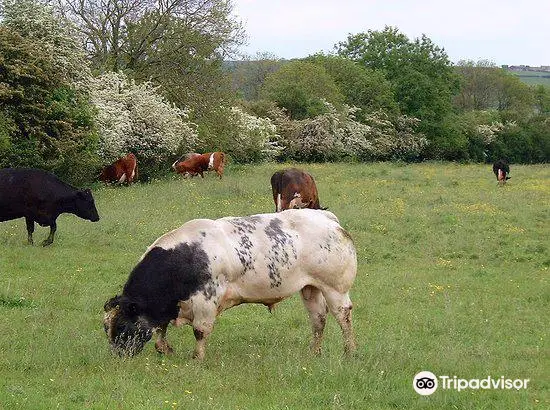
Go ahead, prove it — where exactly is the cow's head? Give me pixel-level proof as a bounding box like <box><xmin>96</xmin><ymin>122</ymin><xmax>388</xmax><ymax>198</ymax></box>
<box><xmin>103</xmin><ymin>295</ymin><xmax>153</xmax><ymax>357</ymax></box>
<box><xmin>75</xmin><ymin>189</ymin><xmax>100</xmax><ymax>222</ymax></box>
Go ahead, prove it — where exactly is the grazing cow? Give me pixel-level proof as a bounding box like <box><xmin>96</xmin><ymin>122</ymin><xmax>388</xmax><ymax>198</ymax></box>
<box><xmin>271</xmin><ymin>168</ymin><xmax>322</xmax><ymax>212</ymax></box>
<box><xmin>493</xmin><ymin>160</ymin><xmax>511</xmax><ymax>186</ymax></box>
<box><xmin>104</xmin><ymin>209</ymin><xmax>356</xmax><ymax>359</ymax></box>
<box><xmin>172</xmin><ymin>152</ymin><xmax>226</xmax><ymax>179</ymax></box>
<box><xmin>100</xmin><ymin>153</ymin><xmax>138</xmax><ymax>185</ymax></box>
<box><xmin>0</xmin><ymin>168</ymin><xmax>100</xmax><ymax>246</ymax></box>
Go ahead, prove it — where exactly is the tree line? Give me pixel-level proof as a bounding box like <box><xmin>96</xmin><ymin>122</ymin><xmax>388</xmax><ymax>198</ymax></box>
<box><xmin>1</xmin><ymin>1</ymin><xmax>548</xmax><ymax>185</ymax></box>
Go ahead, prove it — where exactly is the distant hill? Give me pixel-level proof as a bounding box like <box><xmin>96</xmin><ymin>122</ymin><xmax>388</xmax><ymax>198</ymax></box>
<box><xmin>505</xmin><ymin>65</ymin><xmax>550</xmax><ymax>87</ymax></box>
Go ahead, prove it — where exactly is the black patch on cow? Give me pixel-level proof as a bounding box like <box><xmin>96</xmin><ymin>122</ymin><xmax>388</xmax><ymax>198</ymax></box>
<box><xmin>106</xmin><ymin>241</ymin><xmax>213</xmax><ymax>356</ymax></box>
<box><xmin>230</xmin><ymin>216</ymin><xmax>261</xmax><ymax>274</ymax></box>
<box><xmin>123</xmin><ymin>242</ymin><xmax>211</xmax><ymax>325</ymax></box>
<box><xmin>264</xmin><ymin>218</ymin><xmax>296</xmax><ymax>287</ymax></box>
<box><xmin>229</xmin><ymin>215</ymin><xmax>262</xmax><ymax>234</ymax></box>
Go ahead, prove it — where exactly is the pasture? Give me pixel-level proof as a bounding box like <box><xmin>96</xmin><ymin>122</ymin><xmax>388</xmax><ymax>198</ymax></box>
<box><xmin>509</xmin><ymin>70</ymin><xmax>550</xmax><ymax>87</ymax></box>
<box><xmin>0</xmin><ymin>162</ymin><xmax>548</xmax><ymax>409</ymax></box>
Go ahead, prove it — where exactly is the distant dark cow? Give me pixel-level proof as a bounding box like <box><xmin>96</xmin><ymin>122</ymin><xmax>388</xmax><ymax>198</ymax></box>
<box><xmin>104</xmin><ymin>209</ymin><xmax>356</xmax><ymax>359</ymax></box>
<box><xmin>493</xmin><ymin>160</ymin><xmax>511</xmax><ymax>186</ymax></box>
<box><xmin>100</xmin><ymin>153</ymin><xmax>138</xmax><ymax>185</ymax></box>
<box><xmin>172</xmin><ymin>152</ymin><xmax>226</xmax><ymax>179</ymax></box>
<box><xmin>0</xmin><ymin>168</ymin><xmax>100</xmax><ymax>246</ymax></box>
<box><xmin>271</xmin><ymin>168</ymin><xmax>321</xmax><ymax>212</ymax></box>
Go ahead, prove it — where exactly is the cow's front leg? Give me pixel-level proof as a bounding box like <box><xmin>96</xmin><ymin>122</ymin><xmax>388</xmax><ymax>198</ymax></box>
<box><xmin>25</xmin><ymin>217</ymin><xmax>35</xmax><ymax>245</ymax></box>
<box><xmin>191</xmin><ymin>304</ymin><xmax>215</xmax><ymax>360</ymax></box>
<box><xmin>42</xmin><ymin>221</ymin><xmax>57</xmax><ymax>246</ymax></box>
<box><xmin>192</xmin><ymin>323</ymin><xmax>213</xmax><ymax>360</ymax></box>
<box><xmin>154</xmin><ymin>325</ymin><xmax>174</xmax><ymax>355</ymax></box>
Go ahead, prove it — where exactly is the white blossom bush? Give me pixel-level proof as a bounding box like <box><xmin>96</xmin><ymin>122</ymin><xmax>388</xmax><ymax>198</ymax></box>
<box><xmin>475</xmin><ymin>121</ymin><xmax>517</xmax><ymax>144</ymax></box>
<box><xmin>227</xmin><ymin>106</ymin><xmax>281</xmax><ymax>162</ymax></box>
<box><xmin>362</xmin><ymin>111</ymin><xmax>428</xmax><ymax>159</ymax></box>
<box><xmin>202</xmin><ymin>106</ymin><xmax>280</xmax><ymax>163</ymax></box>
<box><xmin>273</xmin><ymin>102</ymin><xmax>428</xmax><ymax>161</ymax></box>
<box><xmin>90</xmin><ymin>72</ymin><xmax>198</xmax><ymax>167</ymax></box>
<box><xmin>1</xmin><ymin>0</ymin><xmax>90</xmax><ymax>86</ymax></box>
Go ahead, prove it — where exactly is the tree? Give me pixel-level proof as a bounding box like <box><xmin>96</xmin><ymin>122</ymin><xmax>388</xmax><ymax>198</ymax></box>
<box><xmin>336</xmin><ymin>26</ymin><xmax>459</xmax><ymax>138</ymax></box>
<box><xmin>0</xmin><ymin>1</ymin><xmax>97</xmax><ymax>185</ymax></box>
<box><xmin>454</xmin><ymin>60</ymin><xmax>501</xmax><ymax>110</ymax></box>
<box><xmin>260</xmin><ymin>61</ymin><xmax>344</xmax><ymax>120</ymax></box>
<box><xmin>533</xmin><ymin>84</ymin><xmax>550</xmax><ymax>114</ymax></box>
<box><xmin>229</xmin><ymin>52</ymin><xmax>284</xmax><ymax>101</ymax></box>
<box><xmin>196</xmin><ymin>105</ymin><xmax>281</xmax><ymax>163</ymax></box>
<box><xmin>2</xmin><ymin>0</ymin><xmax>90</xmax><ymax>86</ymax></box>
<box><xmin>90</xmin><ymin>71</ymin><xmax>199</xmax><ymax>177</ymax></box>
<box><xmin>55</xmin><ymin>0</ymin><xmax>245</xmax><ymax>120</ymax></box>
<box><xmin>306</xmin><ymin>54</ymin><xmax>398</xmax><ymax>121</ymax></box>
<box><xmin>454</xmin><ymin>60</ymin><xmax>534</xmax><ymax>114</ymax></box>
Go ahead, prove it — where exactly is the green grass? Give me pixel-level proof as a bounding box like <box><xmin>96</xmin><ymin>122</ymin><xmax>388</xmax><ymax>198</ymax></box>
<box><xmin>1</xmin><ymin>162</ymin><xmax>548</xmax><ymax>409</ymax></box>
<box><xmin>508</xmin><ymin>70</ymin><xmax>550</xmax><ymax>86</ymax></box>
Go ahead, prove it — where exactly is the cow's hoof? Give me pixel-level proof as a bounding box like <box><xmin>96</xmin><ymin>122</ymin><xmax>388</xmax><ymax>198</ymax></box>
<box><xmin>41</xmin><ymin>239</ymin><xmax>53</xmax><ymax>247</ymax></box>
<box><xmin>192</xmin><ymin>351</ymin><xmax>205</xmax><ymax>361</ymax></box>
<box><xmin>155</xmin><ymin>340</ymin><xmax>174</xmax><ymax>355</ymax></box>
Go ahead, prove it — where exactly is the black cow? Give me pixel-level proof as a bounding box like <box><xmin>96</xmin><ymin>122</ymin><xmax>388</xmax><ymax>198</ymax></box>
<box><xmin>0</xmin><ymin>168</ymin><xmax>100</xmax><ymax>246</ymax></box>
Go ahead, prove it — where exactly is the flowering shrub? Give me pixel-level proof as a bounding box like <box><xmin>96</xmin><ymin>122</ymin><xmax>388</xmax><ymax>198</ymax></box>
<box><xmin>90</xmin><ymin>72</ymin><xmax>198</xmax><ymax>168</ymax></box>
<box><xmin>362</xmin><ymin>111</ymin><xmax>428</xmax><ymax>160</ymax></box>
<box><xmin>271</xmin><ymin>102</ymin><xmax>427</xmax><ymax>161</ymax></box>
<box><xmin>199</xmin><ymin>105</ymin><xmax>280</xmax><ymax>163</ymax></box>
<box><xmin>475</xmin><ymin>121</ymin><xmax>517</xmax><ymax>145</ymax></box>
<box><xmin>1</xmin><ymin>0</ymin><xmax>90</xmax><ymax>87</ymax></box>
<box><xmin>226</xmin><ymin>106</ymin><xmax>281</xmax><ymax>162</ymax></box>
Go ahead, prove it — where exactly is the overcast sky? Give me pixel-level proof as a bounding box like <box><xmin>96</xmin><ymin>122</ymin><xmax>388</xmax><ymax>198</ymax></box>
<box><xmin>232</xmin><ymin>0</ymin><xmax>550</xmax><ymax>66</ymax></box>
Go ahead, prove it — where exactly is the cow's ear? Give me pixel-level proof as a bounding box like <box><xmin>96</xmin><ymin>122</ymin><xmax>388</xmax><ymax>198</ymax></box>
<box><xmin>104</xmin><ymin>295</ymin><xmax>120</xmax><ymax>311</ymax></box>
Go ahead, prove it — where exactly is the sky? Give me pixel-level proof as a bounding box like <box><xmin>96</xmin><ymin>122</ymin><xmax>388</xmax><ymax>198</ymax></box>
<box><xmin>231</xmin><ymin>0</ymin><xmax>550</xmax><ymax>66</ymax></box>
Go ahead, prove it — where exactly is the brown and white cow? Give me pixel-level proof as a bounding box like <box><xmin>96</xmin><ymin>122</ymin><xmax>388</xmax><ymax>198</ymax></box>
<box><xmin>271</xmin><ymin>168</ymin><xmax>322</xmax><ymax>212</ymax></box>
<box><xmin>100</xmin><ymin>153</ymin><xmax>138</xmax><ymax>185</ymax></box>
<box><xmin>104</xmin><ymin>209</ymin><xmax>357</xmax><ymax>360</ymax></box>
<box><xmin>493</xmin><ymin>159</ymin><xmax>511</xmax><ymax>186</ymax></box>
<box><xmin>172</xmin><ymin>152</ymin><xmax>226</xmax><ymax>179</ymax></box>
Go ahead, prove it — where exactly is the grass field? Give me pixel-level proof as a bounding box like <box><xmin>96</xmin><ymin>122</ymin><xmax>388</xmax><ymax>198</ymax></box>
<box><xmin>0</xmin><ymin>162</ymin><xmax>548</xmax><ymax>409</ymax></box>
<box><xmin>508</xmin><ymin>70</ymin><xmax>550</xmax><ymax>87</ymax></box>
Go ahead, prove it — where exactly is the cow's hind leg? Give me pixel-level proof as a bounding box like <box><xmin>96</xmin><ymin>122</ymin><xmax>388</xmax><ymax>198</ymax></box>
<box><xmin>42</xmin><ymin>221</ymin><xmax>57</xmax><ymax>246</ymax></box>
<box><xmin>300</xmin><ymin>285</ymin><xmax>328</xmax><ymax>355</ymax></box>
<box><xmin>25</xmin><ymin>217</ymin><xmax>35</xmax><ymax>245</ymax></box>
<box><xmin>322</xmin><ymin>289</ymin><xmax>356</xmax><ymax>355</ymax></box>
<box><xmin>154</xmin><ymin>324</ymin><xmax>174</xmax><ymax>355</ymax></box>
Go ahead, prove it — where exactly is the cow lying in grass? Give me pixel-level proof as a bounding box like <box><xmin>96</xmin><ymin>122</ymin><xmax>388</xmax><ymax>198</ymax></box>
<box><xmin>104</xmin><ymin>209</ymin><xmax>357</xmax><ymax>360</ymax></box>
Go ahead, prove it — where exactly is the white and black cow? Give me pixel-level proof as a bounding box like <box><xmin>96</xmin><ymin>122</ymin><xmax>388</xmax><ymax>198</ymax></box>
<box><xmin>104</xmin><ymin>209</ymin><xmax>357</xmax><ymax>360</ymax></box>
